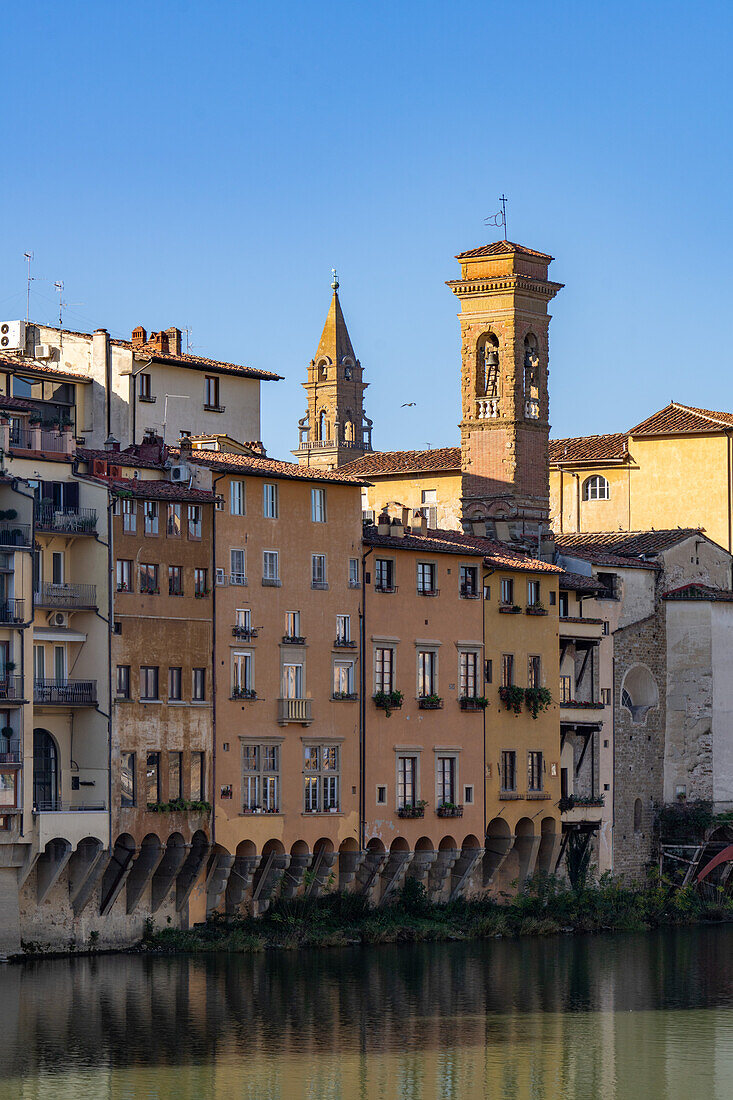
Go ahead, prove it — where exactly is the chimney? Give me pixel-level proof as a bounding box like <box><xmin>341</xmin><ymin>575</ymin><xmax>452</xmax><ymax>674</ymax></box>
<box><xmin>401</xmin><ymin>506</ymin><xmax>411</xmax><ymax>528</ymax></box>
<box><xmin>179</xmin><ymin>431</ymin><xmax>193</xmax><ymax>456</ymax></box>
<box><xmin>166</xmin><ymin>327</ymin><xmax>182</xmax><ymax>355</ymax></box>
<box><xmin>412</xmin><ymin>510</ymin><xmax>427</xmax><ymax>536</ymax></box>
<box><xmin>390</xmin><ymin>517</ymin><xmax>405</xmax><ymax>539</ymax></box>
<box><xmin>92</xmin><ymin>328</ymin><xmax>111</xmax><ymax>438</ymax></box>
<box><xmin>377</xmin><ymin>510</ymin><xmax>390</xmax><ymax>536</ymax></box>
<box><xmin>131</xmin><ymin>326</ymin><xmax>147</xmax><ymax>348</ymax></box>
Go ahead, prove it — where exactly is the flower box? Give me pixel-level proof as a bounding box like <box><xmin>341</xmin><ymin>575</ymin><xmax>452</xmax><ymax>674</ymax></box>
<box><xmin>526</xmin><ymin>605</ymin><xmax>548</xmax><ymax>616</ymax></box>
<box><xmin>499</xmin><ymin>605</ymin><xmax>522</xmax><ymax>614</ymax></box>
<box><xmin>436</xmin><ymin>803</ymin><xmax>463</xmax><ymax>818</ymax></box>
<box><xmin>373</xmin><ymin>691</ymin><xmax>403</xmax><ymax>715</ymax></box>
<box><xmin>231</xmin><ymin>688</ymin><xmax>257</xmax><ymax>700</ymax></box>
<box><xmin>332</xmin><ymin>692</ymin><xmax>358</xmax><ymax>701</ymax></box>
<box><xmin>397</xmin><ymin>803</ymin><xmax>426</xmax><ymax>819</ymax></box>
<box><xmin>459</xmin><ymin>696</ymin><xmax>488</xmax><ymax>711</ymax></box>
<box><xmin>418</xmin><ymin>696</ymin><xmax>443</xmax><ymax>710</ymax></box>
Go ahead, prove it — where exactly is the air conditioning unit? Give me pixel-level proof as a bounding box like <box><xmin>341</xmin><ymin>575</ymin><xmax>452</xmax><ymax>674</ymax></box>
<box><xmin>34</xmin><ymin>344</ymin><xmax>52</xmax><ymax>360</ymax></box>
<box><xmin>170</xmin><ymin>464</ymin><xmax>190</xmax><ymax>483</ymax></box>
<box><xmin>47</xmin><ymin>611</ymin><xmax>69</xmax><ymax>628</ymax></box>
<box><xmin>0</xmin><ymin>321</ymin><xmax>25</xmax><ymax>352</ymax></box>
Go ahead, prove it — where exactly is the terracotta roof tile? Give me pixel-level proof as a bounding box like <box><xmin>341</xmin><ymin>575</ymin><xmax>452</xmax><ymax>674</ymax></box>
<box><xmin>549</xmin><ymin>432</ymin><xmax>628</xmax><ymax>464</ymax></box>
<box><xmin>662</xmin><ymin>583</ymin><xmax>733</xmax><ymax>602</ymax></box>
<box><xmin>109</xmin><ymin>478</ymin><xmax>214</xmax><ymax>503</ymax></box>
<box><xmin>0</xmin><ymin>356</ymin><xmax>91</xmax><ymax>383</ymax></box>
<box><xmin>0</xmin><ymin>394</ymin><xmax>35</xmax><ymax>412</ymax></box>
<box><xmin>363</xmin><ymin>526</ymin><xmax>561</xmax><ymax>574</ymax></box>
<box><xmin>179</xmin><ymin>448</ymin><xmax>368</xmax><ymax>485</ymax></box>
<box><xmin>124</xmin><ymin>344</ymin><xmax>283</xmax><ymax>382</ymax></box>
<box><xmin>455</xmin><ymin>240</ymin><xmax>553</xmax><ymax>261</ymax></box>
<box><xmin>77</xmin><ymin>447</ymin><xmax>170</xmax><ymax>472</ymax></box>
<box><xmin>556</xmin><ymin>529</ymin><xmax>703</xmax><ymax>565</ymax></box>
<box><xmin>342</xmin><ymin>446</ymin><xmax>461</xmax><ymax>476</ymax></box>
<box><xmin>558</xmin><ymin>570</ymin><xmax>606</xmax><ymax>594</ymax></box>
<box><xmin>630</xmin><ymin>402</ymin><xmax>733</xmax><ymax>436</ymax></box>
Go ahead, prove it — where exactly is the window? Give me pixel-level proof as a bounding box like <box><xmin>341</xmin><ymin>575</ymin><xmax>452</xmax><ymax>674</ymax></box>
<box><xmin>121</xmin><ymin>751</ymin><xmax>135</xmax><ymax>807</ymax></box>
<box><xmin>460</xmin><ymin>651</ymin><xmax>478</xmax><ymax>697</ymax></box>
<box><xmin>167</xmin><ymin>503</ymin><xmax>181</xmax><ymax>537</ymax></box>
<box><xmin>397</xmin><ymin>756</ymin><xmax>417</xmax><ymax>808</ymax></box>
<box><xmin>375</xmin><ymin>558</ymin><xmax>394</xmax><ymax>592</ymax></box>
<box><xmin>139</xmin><ymin>373</ymin><xmax>152</xmax><ymax>400</ymax></box>
<box><xmin>597</xmin><ymin>572</ymin><xmax>619</xmax><ymax>600</ymax></box>
<box><xmin>528</xmin><ymin>655</ymin><xmax>541</xmax><ymax>689</ymax></box>
<box><xmin>303</xmin><ymin>745</ymin><xmax>340</xmax><ymax>812</ymax></box>
<box><xmin>560</xmin><ymin>675</ymin><xmax>572</xmax><ymax>703</ymax></box>
<box><xmin>52</xmin><ymin>551</ymin><xmax>64</xmax><ymax>585</ymax></box>
<box><xmin>192</xmin><ymin>668</ymin><xmax>205</xmax><ymax>701</ymax></box>
<box><xmin>140</xmin><ymin>563</ymin><xmax>159</xmax><ymax>594</ymax></box>
<box><xmin>485</xmin><ymin>658</ymin><xmax>493</xmax><ymax>683</ymax></box>
<box><xmin>140</xmin><ymin>666</ymin><xmax>159</xmax><ymax>701</ymax></box>
<box><xmin>235</xmin><ymin>608</ymin><xmax>251</xmax><ymax>633</ymax></box>
<box><xmin>464</xmin><ymin>785</ymin><xmax>474</xmax><ymax>805</ymax></box>
<box><xmin>559</xmin><ymin>591</ymin><xmax>569</xmax><ymax>617</ymax></box>
<box><xmin>169</xmin><ymin>751</ymin><xmax>182</xmax><ymax>801</ymax></box>
<box><xmin>601</xmin><ymin>688</ymin><xmax>611</xmax><ymax>705</ymax></box>
<box><xmin>230</xmin><ymin>549</ymin><xmax>246</xmax><ymax>585</ymax></box>
<box><xmin>417</xmin><ymin>562</ymin><xmax>437</xmax><ymax>595</ymax></box>
<box><xmin>500</xmin><ymin>750</ymin><xmax>516</xmax><ymax>792</ymax></box>
<box><xmin>621</xmin><ymin>665</ymin><xmax>659</xmax><ymax>723</ymax></box>
<box><xmin>168</xmin><ymin>565</ymin><xmax>183</xmax><ymax>596</ymax></box>
<box><xmin>336</xmin><ymin>614</ymin><xmax>350</xmax><ymax>643</ymax></box>
<box><xmin>191</xmin><ymin>752</ymin><xmax>204</xmax><ymax>801</ymax></box>
<box><xmin>583</xmin><ymin>475</ymin><xmax>610</xmax><ymax>501</ymax></box>
<box><xmin>436</xmin><ymin>756</ymin><xmax>456</xmax><ymax>807</ymax></box>
<box><xmin>333</xmin><ymin>661</ymin><xmax>354</xmax><ymax>696</ymax></box>
<box><xmin>376</xmin><ymin>785</ymin><xmax>387</xmax><ymax>805</ymax></box>
<box><xmin>375</xmin><ymin>647</ymin><xmax>394</xmax><ymax>693</ymax></box>
<box><xmin>194</xmin><ymin>568</ymin><xmax>207</xmax><ymax>597</ymax></box>
<box><xmin>500</xmin><ymin>578</ymin><xmax>514</xmax><ymax>605</ymax></box>
<box><xmin>549</xmin><ymin>591</ymin><xmax>556</xmax><ymax>606</ymax></box>
<box><xmin>460</xmin><ymin>565</ymin><xmax>478</xmax><ymax>597</ymax></box>
<box><xmin>528</xmin><ymin>751</ymin><xmax>543</xmax><ymax>792</ymax></box>
<box><xmin>349</xmin><ymin>558</ymin><xmax>359</xmax><ymax>588</ymax></box>
<box><xmin>168</xmin><ymin>667</ymin><xmax>182</xmax><ymax>701</ymax></box>
<box><xmin>263</xmin><ymin>551</ymin><xmax>280</xmax><ymax>584</ymax></box>
<box><xmin>0</xmin><ymin>769</ymin><xmax>17</xmax><ymax>811</ymax></box>
<box><xmin>122</xmin><ymin>499</ymin><xmax>136</xmax><ymax>533</ymax></box>
<box><xmin>204</xmin><ymin>375</ymin><xmax>220</xmax><ymax>408</ymax></box>
<box><xmin>527</xmin><ymin>580</ymin><xmax>540</xmax><ymax>607</ymax></box>
<box><xmin>263</xmin><ymin>483</ymin><xmax>278</xmax><ymax>519</ymax></box>
<box><xmin>285</xmin><ymin>610</ymin><xmax>301</xmax><ymax>639</ymax></box>
<box><xmin>230</xmin><ymin>480</ymin><xmax>245</xmax><ymax>516</ymax></box>
<box><xmin>501</xmin><ymin>654</ymin><xmax>514</xmax><ymax>687</ymax></box>
<box><xmin>188</xmin><ymin>505</ymin><xmax>202</xmax><ymax>540</ymax></box>
<box><xmin>116</xmin><ymin>559</ymin><xmax>132</xmax><ymax>592</ymax></box>
<box><xmin>143</xmin><ymin>501</ymin><xmax>159</xmax><ymax>535</ymax></box>
<box><xmin>116</xmin><ymin>665</ymin><xmax>130</xmax><ymax>699</ymax></box>
<box><xmin>282</xmin><ymin>663</ymin><xmax>303</xmax><ymax>699</ymax></box>
<box><xmin>242</xmin><ymin>744</ymin><xmax>280</xmax><ymax>813</ymax></box>
<box><xmin>420</xmin><ymin>489</ymin><xmax>437</xmax><ymax>528</ymax></box>
<box><xmin>232</xmin><ymin>651</ymin><xmax>253</xmax><ymax>695</ymax></box>
<box><xmin>146</xmin><ymin>752</ymin><xmax>160</xmax><ymax>804</ymax></box>
<box><xmin>417</xmin><ymin>650</ymin><xmax>436</xmax><ymax>697</ymax></box>
<box><xmin>311</xmin><ymin>487</ymin><xmax>326</xmax><ymax>523</ymax></box>
<box><xmin>312</xmin><ymin>554</ymin><xmax>327</xmax><ymax>589</ymax></box>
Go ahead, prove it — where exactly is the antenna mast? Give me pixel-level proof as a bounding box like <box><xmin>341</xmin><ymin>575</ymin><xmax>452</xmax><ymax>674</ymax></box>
<box><xmin>24</xmin><ymin>251</ymin><xmax>34</xmax><ymax>322</ymax></box>
<box><xmin>54</xmin><ymin>281</ymin><xmax>64</xmax><ymax>327</ymax></box>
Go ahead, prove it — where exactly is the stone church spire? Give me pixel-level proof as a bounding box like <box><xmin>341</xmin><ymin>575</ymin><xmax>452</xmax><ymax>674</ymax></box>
<box><xmin>293</xmin><ymin>274</ymin><xmax>373</xmax><ymax>469</ymax></box>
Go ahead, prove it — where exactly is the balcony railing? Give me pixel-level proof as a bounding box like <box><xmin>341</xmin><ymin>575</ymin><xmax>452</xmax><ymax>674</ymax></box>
<box><xmin>0</xmin><ymin>738</ymin><xmax>21</xmax><ymax>764</ymax></box>
<box><xmin>34</xmin><ymin>679</ymin><xmax>97</xmax><ymax>706</ymax></box>
<box><xmin>282</xmin><ymin>635</ymin><xmax>306</xmax><ymax>645</ymax></box>
<box><xmin>35</xmin><ymin>582</ymin><xmax>97</xmax><ymax>609</ymax></box>
<box><xmin>35</xmin><ymin>505</ymin><xmax>97</xmax><ymax>535</ymax></box>
<box><xmin>232</xmin><ymin>625</ymin><xmax>258</xmax><ymax>639</ymax></box>
<box><xmin>277</xmin><ymin>697</ymin><xmax>313</xmax><ymax>725</ymax></box>
<box><xmin>33</xmin><ymin>801</ymin><xmax>106</xmax><ymax>813</ymax></box>
<box><xmin>0</xmin><ymin>523</ymin><xmax>31</xmax><ymax>547</ymax></box>
<box><xmin>0</xmin><ymin>676</ymin><xmax>24</xmax><ymax>700</ymax></box>
<box><xmin>417</xmin><ymin>587</ymin><xmax>440</xmax><ymax>597</ymax></box>
<box><xmin>0</xmin><ymin>599</ymin><xmax>24</xmax><ymax>623</ymax></box>
<box><xmin>334</xmin><ymin>638</ymin><xmax>356</xmax><ymax>648</ymax></box>
<box><xmin>297</xmin><ymin>439</ymin><xmax>369</xmax><ymax>452</ymax></box>
<box><xmin>9</xmin><ymin>427</ymin><xmax>66</xmax><ymax>453</ymax></box>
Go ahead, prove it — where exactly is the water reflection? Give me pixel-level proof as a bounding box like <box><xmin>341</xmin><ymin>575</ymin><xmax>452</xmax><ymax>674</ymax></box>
<box><xmin>1</xmin><ymin>927</ymin><xmax>733</xmax><ymax>1098</ymax></box>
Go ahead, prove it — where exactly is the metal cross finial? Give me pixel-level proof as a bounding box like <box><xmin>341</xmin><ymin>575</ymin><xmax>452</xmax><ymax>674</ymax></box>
<box><xmin>483</xmin><ymin>195</ymin><xmax>508</xmax><ymax>239</ymax></box>
<box><xmin>331</xmin><ymin>268</ymin><xmax>339</xmax><ymax>291</ymax></box>
<box><xmin>498</xmin><ymin>194</ymin><xmax>508</xmax><ymax>239</ymax></box>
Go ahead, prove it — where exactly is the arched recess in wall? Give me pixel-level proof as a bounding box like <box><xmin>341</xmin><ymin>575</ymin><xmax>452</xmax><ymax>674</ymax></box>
<box><xmin>582</xmin><ymin>475</ymin><xmax>610</xmax><ymax>501</ymax></box>
<box><xmin>318</xmin><ymin>409</ymin><xmax>329</xmax><ymax>441</ymax></box>
<box><xmin>633</xmin><ymin>798</ymin><xmax>643</xmax><ymax>833</ymax></box>
<box><xmin>33</xmin><ymin>728</ymin><xmax>59</xmax><ymax>811</ymax></box>
<box><xmin>476</xmin><ymin>332</ymin><xmax>500</xmax><ymax>398</ymax></box>
<box><xmin>621</xmin><ymin>665</ymin><xmax>659</xmax><ymax>725</ymax></box>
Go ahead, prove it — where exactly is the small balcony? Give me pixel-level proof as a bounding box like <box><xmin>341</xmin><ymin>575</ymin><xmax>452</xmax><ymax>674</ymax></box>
<box><xmin>9</xmin><ymin>426</ymin><xmax>68</xmax><ymax>454</ymax></box>
<box><xmin>0</xmin><ymin>738</ymin><xmax>21</xmax><ymax>764</ymax></box>
<box><xmin>232</xmin><ymin>625</ymin><xmax>258</xmax><ymax>640</ymax></box>
<box><xmin>0</xmin><ymin>599</ymin><xmax>25</xmax><ymax>623</ymax></box>
<box><xmin>560</xmin><ymin>794</ymin><xmax>605</xmax><ymax>823</ymax></box>
<box><xmin>277</xmin><ymin>697</ymin><xmax>313</xmax><ymax>725</ymax></box>
<box><xmin>35</xmin><ymin>505</ymin><xmax>97</xmax><ymax>535</ymax></box>
<box><xmin>34</xmin><ymin>679</ymin><xmax>97</xmax><ymax>706</ymax></box>
<box><xmin>459</xmin><ymin>584</ymin><xmax>480</xmax><ymax>599</ymax></box>
<box><xmin>334</xmin><ymin>637</ymin><xmax>356</xmax><ymax>648</ymax></box>
<box><xmin>0</xmin><ymin>676</ymin><xmax>24</xmax><ymax>701</ymax></box>
<box><xmin>282</xmin><ymin>634</ymin><xmax>306</xmax><ymax>645</ymax></box>
<box><xmin>417</xmin><ymin>587</ymin><xmax>440</xmax><ymax>597</ymax></box>
<box><xmin>559</xmin><ymin>617</ymin><xmax>605</xmax><ymax>643</ymax></box>
<box><xmin>374</xmin><ymin>584</ymin><xmax>398</xmax><ymax>594</ymax></box>
<box><xmin>35</xmin><ymin>581</ymin><xmax>97</xmax><ymax>610</ymax></box>
<box><xmin>418</xmin><ymin>696</ymin><xmax>443</xmax><ymax>710</ymax></box>
<box><xmin>0</xmin><ymin>522</ymin><xmax>31</xmax><ymax>548</ymax></box>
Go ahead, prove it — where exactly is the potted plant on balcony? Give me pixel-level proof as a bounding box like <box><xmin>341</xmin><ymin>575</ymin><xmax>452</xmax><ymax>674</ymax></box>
<box><xmin>397</xmin><ymin>799</ymin><xmax>427</xmax><ymax>819</ymax></box>
<box><xmin>498</xmin><ymin>684</ymin><xmax>524</xmax><ymax>715</ymax></box>
<box><xmin>524</xmin><ymin>686</ymin><xmax>552</xmax><ymax>719</ymax></box>
<box><xmin>436</xmin><ymin>802</ymin><xmax>463</xmax><ymax>818</ymax></box>
<box><xmin>459</xmin><ymin>695</ymin><xmax>488</xmax><ymax>711</ymax></box>
<box><xmin>332</xmin><ymin>691</ymin><xmax>358</xmax><ymax>700</ymax></box>
<box><xmin>526</xmin><ymin>602</ymin><xmax>548</xmax><ymax>616</ymax></box>
<box><xmin>231</xmin><ymin>686</ymin><xmax>257</xmax><ymax>700</ymax></box>
<box><xmin>373</xmin><ymin>689</ymin><xmax>403</xmax><ymax>717</ymax></box>
<box><xmin>499</xmin><ymin>604</ymin><xmax>522</xmax><ymax>614</ymax></box>
<box><xmin>418</xmin><ymin>694</ymin><xmax>443</xmax><ymax>710</ymax></box>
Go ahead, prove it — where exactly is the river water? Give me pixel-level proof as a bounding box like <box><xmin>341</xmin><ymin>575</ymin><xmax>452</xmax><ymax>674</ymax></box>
<box><xmin>1</xmin><ymin>925</ymin><xmax>733</xmax><ymax>1099</ymax></box>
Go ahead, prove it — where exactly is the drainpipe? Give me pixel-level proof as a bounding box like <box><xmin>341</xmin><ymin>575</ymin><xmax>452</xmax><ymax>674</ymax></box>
<box><xmin>10</xmin><ymin>479</ymin><xmax>37</xmax><ymax>838</ymax></box>
<box><xmin>558</xmin><ymin>469</ymin><xmax>564</xmax><ymax>534</ymax></box>
<box><xmin>481</xmin><ymin>565</ymin><xmax>495</xmax><ymax>844</ymax></box>
<box><xmin>130</xmin><ymin>357</ymin><xmax>153</xmax><ymax>447</ymax></box>
<box><xmin>727</xmin><ymin>432</ymin><xmax>732</xmax><ymax>558</ymax></box>
<box><xmin>359</xmin><ymin>545</ymin><xmax>373</xmax><ymax>851</ymax></box>
<box><xmin>211</xmin><ymin>473</ymin><xmax>226</xmax><ymax>850</ymax></box>
<box><xmin>572</xmin><ymin>472</ymin><xmax>581</xmax><ymax>533</ymax></box>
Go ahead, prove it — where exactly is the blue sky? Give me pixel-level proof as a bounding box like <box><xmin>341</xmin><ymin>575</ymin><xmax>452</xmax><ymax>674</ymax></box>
<box><xmin>2</xmin><ymin>1</ymin><xmax>732</xmax><ymax>458</ymax></box>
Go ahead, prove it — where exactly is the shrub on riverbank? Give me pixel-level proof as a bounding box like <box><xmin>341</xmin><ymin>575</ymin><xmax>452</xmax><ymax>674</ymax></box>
<box><xmin>141</xmin><ymin>873</ymin><xmax>733</xmax><ymax>954</ymax></box>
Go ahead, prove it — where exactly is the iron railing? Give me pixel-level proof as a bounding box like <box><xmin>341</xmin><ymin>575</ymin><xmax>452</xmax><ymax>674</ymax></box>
<box><xmin>0</xmin><ymin>676</ymin><xmax>24</xmax><ymax>700</ymax></box>
<box><xmin>0</xmin><ymin>523</ymin><xmax>31</xmax><ymax>547</ymax></box>
<box><xmin>0</xmin><ymin>599</ymin><xmax>24</xmax><ymax>623</ymax></box>
<box><xmin>34</xmin><ymin>679</ymin><xmax>97</xmax><ymax>705</ymax></box>
<box><xmin>33</xmin><ymin>800</ymin><xmax>106</xmax><ymax>813</ymax></box>
<box><xmin>35</xmin><ymin>581</ymin><xmax>97</xmax><ymax>609</ymax></box>
<box><xmin>0</xmin><ymin>738</ymin><xmax>21</xmax><ymax>764</ymax></box>
<box><xmin>35</xmin><ymin>505</ymin><xmax>97</xmax><ymax>534</ymax></box>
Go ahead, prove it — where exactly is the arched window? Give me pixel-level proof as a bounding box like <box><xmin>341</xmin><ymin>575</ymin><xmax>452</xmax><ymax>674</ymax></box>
<box><xmin>583</xmin><ymin>475</ymin><xmax>610</xmax><ymax>501</ymax></box>
<box><xmin>318</xmin><ymin>410</ymin><xmax>329</xmax><ymax>441</ymax></box>
<box><xmin>33</xmin><ymin>728</ymin><xmax>58</xmax><ymax>811</ymax></box>
<box><xmin>476</xmin><ymin>333</ymin><xmax>500</xmax><ymax>398</ymax></box>
<box><xmin>621</xmin><ymin>665</ymin><xmax>659</xmax><ymax>725</ymax></box>
<box><xmin>317</xmin><ymin>359</ymin><xmax>328</xmax><ymax>381</ymax></box>
<box><xmin>633</xmin><ymin>798</ymin><xmax>642</xmax><ymax>833</ymax></box>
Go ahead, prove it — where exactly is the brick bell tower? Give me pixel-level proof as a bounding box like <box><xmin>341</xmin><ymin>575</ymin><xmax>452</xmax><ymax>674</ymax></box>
<box><xmin>446</xmin><ymin>240</ymin><xmax>563</xmax><ymax>541</ymax></box>
<box><xmin>293</xmin><ymin>272</ymin><xmax>373</xmax><ymax>469</ymax></box>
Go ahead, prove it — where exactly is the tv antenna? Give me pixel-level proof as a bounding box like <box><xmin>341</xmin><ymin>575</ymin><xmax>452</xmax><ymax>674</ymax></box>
<box><xmin>24</xmin><ymin>251</ymin><xmax>35</xmax><ymax>321</ymax></box>
<box><xmin>183</xmin><ymin>326</ymin><xmax>192</xmax><ymax>352</ymax></box>
<box><xmin>53</xmin><ymin>281</ymin><xmax>84</xmax><ymax>329</ymax></box>
<box><xmin>484</xmin><ymin>194</ymin><xmax>508</xmax><ymax>239</ymax></box>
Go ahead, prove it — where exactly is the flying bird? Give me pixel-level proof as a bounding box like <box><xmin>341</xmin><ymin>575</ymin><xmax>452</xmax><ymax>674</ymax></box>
<box><xmin>401</xmin><ymin>402</ymin><xmax>416</xmax><ymax>407</ymax></box>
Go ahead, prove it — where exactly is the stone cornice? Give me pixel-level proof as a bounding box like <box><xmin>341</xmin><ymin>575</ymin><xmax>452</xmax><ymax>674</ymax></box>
<box><xmin>446</xmin><ymin>275</ymin><xmax>564</xmax><ymax>298</ymax></box>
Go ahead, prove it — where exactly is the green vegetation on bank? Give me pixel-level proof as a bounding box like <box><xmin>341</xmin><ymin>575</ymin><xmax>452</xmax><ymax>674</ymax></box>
<box><xmin>141</xmin><ymin>874</ymin><xmax>733</xmax><ymax>954</ymax></box>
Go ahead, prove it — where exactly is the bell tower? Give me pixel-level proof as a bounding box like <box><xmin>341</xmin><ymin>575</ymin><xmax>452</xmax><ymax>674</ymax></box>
<box><xmin>293</xmin><ymin>272</ymin><xmax>373</xmax><ymax>469</ymax></box>
<box><xmin>446</xmin><ymin>241</ymin><xmax>563</xmax><ymax>539</ymax></box>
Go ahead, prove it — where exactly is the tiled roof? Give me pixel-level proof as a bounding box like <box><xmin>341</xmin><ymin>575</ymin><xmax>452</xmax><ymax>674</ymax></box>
<box><xmin>124</xmin><ymin>344</ymin><xmax>283</xmax><ymax>382</ymax></box>
<box><xmin>341</xmin><ymin>446</ymin><xmax>461</xmax><ymax>476</ymax></box>
<box><xmin>178</xmin><ymin>448</ymin><xmax>368</xmax><ymax>485</ymax></box>
<box><xmin>630</xmin><ymin>402</ymin><xmax>733</xmax><ymax>436</ymax></box>
<box><xmin>0</xmin><ymin>394</ymin><xmax>35</xmax><ymax>412</ymax></box>
<box><xmin>549</xmin><ymin>432</ymin><xmax>628</xmax><ymax>464</ymax></box>
<box><xmin>0</xmin><ymin>356</ymin><xmax>91</xmax><ymax>383</ymax></box>
<box><xmin>363</xmin><ymin>525</ymin><xmax>562</xmax><ymax>574</ymax></box>
<box><xmin>556</xmin><ymin>529</ymin><xmax>703</xmax><ymax>565</ymax></box>
<box><xmin>663</xmin><ymin>582</ymin><xmax>733</xmax><ymax>602</ymax></box>
<box><xmin>558</xmin><ymin>570</ymin><xmax>606</xmax><ymax>594</ymax></box>
<box><xmin>455</xmin><ymin>240</ymin><xmax>553</xmax><ymax>261</ymax></box>
<box><xmin>77</xmin><ymin>447</ymin><xmax>170</xmax><ymax>472</ymax></box>
<box><xmin>109</xmin><ymin>478</ymin><xmax>214</xmax><ymax>503</ymax></box>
